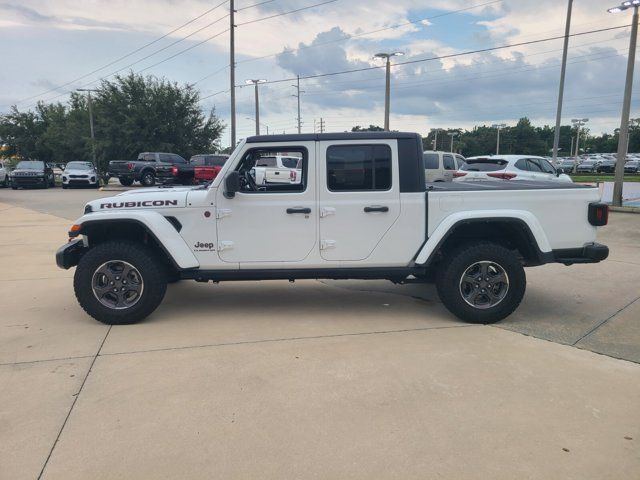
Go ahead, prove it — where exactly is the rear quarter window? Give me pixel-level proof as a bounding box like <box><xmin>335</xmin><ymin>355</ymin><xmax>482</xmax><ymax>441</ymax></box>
<box><xmin>423</xmin><ymin>153</ymin><xmax>439</xmax><ymax>169</ymax></box>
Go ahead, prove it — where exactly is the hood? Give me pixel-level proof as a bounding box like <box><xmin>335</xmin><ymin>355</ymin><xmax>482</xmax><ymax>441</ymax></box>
<box><xmin>65</xmin><ymin>168</ymin><xmax>96</xmax><ymax>175</ymax></box>
<box><xmin>86</xmin><ymin>188</ymin><xmax>190</xmax><ymax>213</ymax></box>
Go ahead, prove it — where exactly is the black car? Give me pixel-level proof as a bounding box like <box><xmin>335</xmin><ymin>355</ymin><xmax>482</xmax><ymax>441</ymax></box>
<box><xmin>596</xmin><ymin>160</ymin><xmax>617</xmax><ymax>173</ymax></box>
<box><xmin>557</xmin><ymin>160</ymin><xmax>576</xmax><ymax>174</ymax></box>
<box><xmin>625</xmin><ymin>160</ymin><xmax>640</xmax><ymax>174</ymax></box>
<box><xmin>576</xmin><ymin>160</ymin><xmax>600</xmax><ymax>174</ymax></box>
<box><xmin>10</xmin><ymin>160</ymin><xmax>55</xmax><ymax>189</ymax></box>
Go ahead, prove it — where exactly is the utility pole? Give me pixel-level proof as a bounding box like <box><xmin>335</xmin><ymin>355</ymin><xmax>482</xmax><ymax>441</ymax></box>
<box><xmin>570</xmin><ymin>136</ymin><xmax>575</xmax><ymax>157</ymax></box>
<box><xmin>552</xmin><ymin>0</ymin><xmax>573</xmax><ymax>162</ymax></box>
<box><xmin>245</xmin><ymin>79</ymin><xmax>266</xmax><ymax>135</ymax></box>
<box><xmin>374</xmin><ymin>52</ymin><xmax>403</xmax><ymax>131</ymax></box>
<box><xmin>433</xmin><ymin>129</ymin><xmax>440</xmax><ymax>150</ymax></box>
<box><xmin>319</xmin><ymin>117</ymin><xmax>325</xmax><ymax>133</ymax></box>
<box><xmin>448</xmin><ymin>132</ymin><xmax>458</xmax><ymax>153</ymax></box>
<box><xmin>609</xmin><ymin>2</ymin><xmax>639</xmax><ymax>206</ymax></box>
<box><xmin>292</xmin><ymin>75</ymin><xmax>303</xmax><ymax>133</ymax></box>
<box><xmin>76</xmin><ymin>88</ymin><xmax>98</xmax><ymax>169</ymax></box>
<box><xmin>230</xmin><ymin>0</ymin><xmax>237</xmax><ymax>147</ymax></box>
<box><xmin>572</xmin><ymin>118</ymin><xmax>588</xmax><ymax>160</ymax></box>
<box><xmin>492</xmin><ymin>123</ymin><xmax>506</xmax><ymax>155</ymax></box>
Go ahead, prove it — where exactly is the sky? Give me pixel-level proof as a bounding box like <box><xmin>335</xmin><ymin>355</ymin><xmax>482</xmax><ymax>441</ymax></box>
<box><xmin>1</xmin><ymin>0</ymin><xmax>639</xmax><ymax>148</ymax></box>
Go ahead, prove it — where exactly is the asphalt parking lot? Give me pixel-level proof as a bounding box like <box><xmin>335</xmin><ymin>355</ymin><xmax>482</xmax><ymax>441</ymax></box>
<box><xmin>1</xmin><ymin>186</ymin><xmax>639</xmax><ymax>479</ymax></box>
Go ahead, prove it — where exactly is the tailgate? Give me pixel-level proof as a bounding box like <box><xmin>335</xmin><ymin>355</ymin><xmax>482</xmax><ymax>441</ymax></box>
<box><xmin>108</xmin><ymin>161</ymin><xmax>131</xmax><ymax>174</ymax></box>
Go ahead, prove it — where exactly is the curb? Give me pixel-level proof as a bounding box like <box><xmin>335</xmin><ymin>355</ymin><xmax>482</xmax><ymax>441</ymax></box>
<box><xmin>609</xmin><ymin>205</ymin><xmax>640</xmax><ymax>214</ymax></box>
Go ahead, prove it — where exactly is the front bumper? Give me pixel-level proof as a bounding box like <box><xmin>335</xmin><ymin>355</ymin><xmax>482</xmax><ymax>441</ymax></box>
<box><xmin>12</xmin><ymin>176</ymin><xmax>46</xmax><ymax>186</ymax></box>
<box><xmin>56</xmin><ymin>239</ymin><xmax>88</xmax><ymax>269</ymax></box>
<box><xmin>554</xmin><ymin>242</ymin><xmax>609</xmax><ymax>265</ymax></box>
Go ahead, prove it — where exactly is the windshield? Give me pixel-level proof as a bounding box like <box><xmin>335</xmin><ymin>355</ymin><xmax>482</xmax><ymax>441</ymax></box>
<box><xmin>16</xmin><ymin>161</ymin><xmax>44</xmax><ymax>170</ymax></box>
<box><xmin>461</xmin><ymin>159</ymin><xmax>508</xmax><ymax>172</ymax></box>
<box><xmin>66</xmin><ymin>162</ymin><xmax>93</xmax><ymax>170</ymax></box>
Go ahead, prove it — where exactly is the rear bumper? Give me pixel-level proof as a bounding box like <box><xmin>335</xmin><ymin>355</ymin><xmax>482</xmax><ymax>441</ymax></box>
<box><xmin>553</xmin><ymin>242</ymin><xmax>609</xmax><ymax>265</ymax></box>
<box><xmin>56</xmin><ymin>239</ymin><xmax>87</xmax><ymax>269</ymax></box>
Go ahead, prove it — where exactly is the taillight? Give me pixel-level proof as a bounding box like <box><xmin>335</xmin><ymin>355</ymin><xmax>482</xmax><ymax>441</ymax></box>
<box><xmin>127</xmin><ymin>162</ymin><xmax>134</xmax><ymax>171</ymax></box>
<box><xmin>171</xmin><ymin>166</ymin><xmax>178</xmax><ymax>176</ymax></box>
<box><xmin>290</xmin><ymin>170</ymin><xmax>297</xmax><ymax>181</ymax></box>
<box><xmin>453</xmin><ymin>171</ymin><xmax>467</xmax><ymax>178</ymax></box>
<box><xmin>487</xmin><ymin>172</ymin><xmax>517</xmax><ymax>180</ymax></box>
<box><xmin>588</xmin><ymin>203</ymin><xmax>609</xmax><ymax>226</ymax></box>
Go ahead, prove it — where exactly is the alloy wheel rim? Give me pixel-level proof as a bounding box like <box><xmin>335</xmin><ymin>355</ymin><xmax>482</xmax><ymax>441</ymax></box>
<box><xmin>459</xmin><ymin>261</ymin><xmax>509</xmax><ymax>310</ymax></box>
<box><xmin>91</xmin><ymin>260</ymin><xmax>144</xmax><ymax>310</ymax></box>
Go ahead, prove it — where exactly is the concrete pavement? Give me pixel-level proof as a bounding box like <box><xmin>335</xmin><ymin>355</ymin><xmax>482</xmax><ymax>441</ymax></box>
<box><xmin>1</xmin><ymin>196</ymin><xmax>639</xmax><ymax>479</ymax></box>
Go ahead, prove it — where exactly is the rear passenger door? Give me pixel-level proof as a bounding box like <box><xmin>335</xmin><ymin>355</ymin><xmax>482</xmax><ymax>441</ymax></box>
<box><xmin>318</xmin><ymin>141</ymin><xmax>400</xmax><ymax>261</ymax></box>
<box><xmin>442</xmin><ymin>153</ymin><xmax>456</xmax><ymax>181</ymax></box>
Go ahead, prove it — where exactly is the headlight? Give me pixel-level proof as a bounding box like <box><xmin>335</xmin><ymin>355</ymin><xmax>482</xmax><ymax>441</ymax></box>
<box><xmin>63</xmin><ymin>176</ymin><xmax>67</xmax><ymax>181</ymax></box>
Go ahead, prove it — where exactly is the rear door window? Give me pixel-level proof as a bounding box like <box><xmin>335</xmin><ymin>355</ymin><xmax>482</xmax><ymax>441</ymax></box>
<box><xmin>326</xmin><ymin>144</ymin><xmax>392</xmax><ymax>191</ymax></box>
<box><xmin>515</xmin><ymin>159</ymin><xmax>529</xmax><ymax>171</ymax></box>
<box><xmin>171</xmin><ymin>154</ymin><xmax>186</xmax><ymax>164</ymax></box>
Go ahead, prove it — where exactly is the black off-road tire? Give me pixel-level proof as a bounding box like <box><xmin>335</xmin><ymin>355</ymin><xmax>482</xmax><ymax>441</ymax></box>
<box><xmin>119</xmin><ymin>177</ymin><xmax>134</xmax><ymax>187</ymax></box>
<box><xmin>140</xmin><ymin>171</ymin><xmax>156</xmax><ymax>187</ymax></box>
<box><xmin>436</xmin><ymin>241</ymin><xmax>526</xmax><ymax>324</ymax></box>
<box><xmin>74</xmin><ymin>241</ymin><xmax>167</xmax><ymax>325</ymax></box>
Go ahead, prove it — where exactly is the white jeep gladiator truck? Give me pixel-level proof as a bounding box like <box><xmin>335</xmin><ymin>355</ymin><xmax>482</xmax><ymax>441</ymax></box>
<box><xmin>56</xmin><ymin>132</ymin><xmax>609</xmax><ymax>326</ymax></box>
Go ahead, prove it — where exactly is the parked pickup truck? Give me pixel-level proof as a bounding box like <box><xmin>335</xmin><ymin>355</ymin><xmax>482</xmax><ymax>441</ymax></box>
<box><xmin>252</xmin><ymin>154</ymin><xmax>302</xmax><ymax>185</ymax></box>
<box><xmin>56</xmin><ymin>132</ymin><xmax>609</xmax><ymax>326</ymax></box>
<box><xmin>108</xmin><ymin>152</ymin><xmax>188</xmax><ymax>187</ymax></box>
<box><xmin>166</xmin><ymin>154</ymin><xmax>230</xmax><ymax>185</ymax></box>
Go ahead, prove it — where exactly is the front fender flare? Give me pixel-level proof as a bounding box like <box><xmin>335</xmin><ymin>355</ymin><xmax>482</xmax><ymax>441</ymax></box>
<box><xmin>73</xmin><ymin>210</ymin><xmax>199</xmax><ymax>269</ymax></box>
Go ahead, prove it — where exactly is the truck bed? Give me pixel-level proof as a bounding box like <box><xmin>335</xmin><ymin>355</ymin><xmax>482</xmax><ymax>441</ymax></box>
<box><xmin>426</xmin><ymin>181</ymin><xmax>595</xmax><ymax>191</ymax></box>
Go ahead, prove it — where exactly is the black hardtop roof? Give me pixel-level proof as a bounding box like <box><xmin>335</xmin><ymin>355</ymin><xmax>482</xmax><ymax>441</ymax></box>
<box><xmin>246</xmin><ymin>132</ymin><xmax>421</xmax><ymax>143</ymax></box>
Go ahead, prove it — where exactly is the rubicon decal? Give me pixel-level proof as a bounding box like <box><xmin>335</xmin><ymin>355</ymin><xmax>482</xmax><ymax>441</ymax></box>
<box><xmin>194</xmin><ymin>241</ymin><xmax>216</xmax><ymax>252</ymax></box>
<box><xmin>99</xmin><ymin>200</ymin><xmax>179</xmax><ymax>209</ymax></box>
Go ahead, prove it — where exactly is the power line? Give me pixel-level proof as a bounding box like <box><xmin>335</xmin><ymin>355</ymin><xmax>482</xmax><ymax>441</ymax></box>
<box><xmin>236</xmin><ymin>0</ymin><xmax>338</xmax><ymax>26</ymax></box>
<box><xmin>236</xmin><ymin>0</ymin><xmax>279</xmax><ymax>11</ymax></box>
<box><xmin>236</xmin><ymin>0</ymin><xmax>503</xmax><ymax>66</ymax></box>
<box><xmin>14</xmin><ymin>0</ymin><xmax>229</xmax><ymax>105</ymax></box>
<box><xmin>236</xmin><ymin>24</ymin><xmax>631</xmax><ymax>87</ymax></box>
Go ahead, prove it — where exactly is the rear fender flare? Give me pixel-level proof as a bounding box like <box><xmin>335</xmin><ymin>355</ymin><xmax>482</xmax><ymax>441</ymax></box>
<box><xmin>415</xmin><ymin>210</ymin><xmax>551</xmax><ymax>266</ymax></box>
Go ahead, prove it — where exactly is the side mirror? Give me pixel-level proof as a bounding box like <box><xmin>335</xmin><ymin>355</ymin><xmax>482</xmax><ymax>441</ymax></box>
<box><xmin>224</xmin><ymin>171</ymin><xmax>240</xmax><ymax>198</ymax></box>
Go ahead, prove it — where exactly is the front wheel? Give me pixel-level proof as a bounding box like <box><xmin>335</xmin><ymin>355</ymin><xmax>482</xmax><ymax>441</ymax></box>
<box><xmin>74</xmin><ymin>241</ymin><xmax>167</xmax><ymax>325</ymax></box>
<box><xmin>119</xmin><ymin>177</ymin><xmax>134</xmax><ymax>187</ymax></box>
<box><xmin>436</xmin><ymin>242</ymin><xmax>526</xmax><ymax>324</ymax></box>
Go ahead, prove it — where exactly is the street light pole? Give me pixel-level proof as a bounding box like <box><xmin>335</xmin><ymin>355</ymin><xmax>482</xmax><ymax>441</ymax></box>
<box><xmin>553</xmin><ymin>0</ymin><xmax>574</xmax><ymax>162</ymax></box>
<box><xmin>245</xmin><ymin>117</ymin><xmax>269</xmax><ymax>135</ymax></box>
<box><xmin>77</xmin><ymin>88</ymin><xmax>97</xmax><ymax>169</ymax></box>
<box><xmin>374</xmin><ymin>52</ymin><xmax>404</xmax><ymax>131</ymax></box>
<box><xmin>571</xmin><ymin>118</ymin><xmax>588</xmax><ymax>160</ymax></box>
<box><xmin>492</xmin><ymin>123</ymin><xmax>506</xmax><ymax>155</ymax></box>
<box><xmin>245</xmin><ymin>79</ymin><xmax>266</xmax><ymax>135</ymax></box>
<box><xmin>609</xmin><ymin>1</ymin><xmax>640</xmax><ymax>206</ymax></box>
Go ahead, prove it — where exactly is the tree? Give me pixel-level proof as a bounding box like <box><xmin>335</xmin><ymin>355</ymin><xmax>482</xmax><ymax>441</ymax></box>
<box><xmin>0</xmin><ymin>72</ymin><xmax>225</xmax><ymax>173</ymax></box>
<box><xmin>351</xmin><ymin>125</ymin><xmax>384</xmax><ymax>132</ymax></box>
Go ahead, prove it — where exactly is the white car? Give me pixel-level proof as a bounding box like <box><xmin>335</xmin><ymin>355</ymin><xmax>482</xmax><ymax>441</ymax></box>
<box><xmin>423</xmin><ymin>151</ymin><xmax>466</xmax><ymax>182</ymax></box>
<box><xmin>454</xmin><ymin>155</ymin><xmax>573</xmax><ymax>183</ymax></box>
<box><xmin>0</xmin><ymin>161</ymin><xmax>9</xmax><ymax>188</ymax></box>
<box><xmin>62</xmin><ymin>161</ymin><xmax>99</xmax><ymax>189</ymax></box>
<box><xmin>252</xmin><ymin>155</ymin><xmax>302</xmax><ymax>185</ymax></box>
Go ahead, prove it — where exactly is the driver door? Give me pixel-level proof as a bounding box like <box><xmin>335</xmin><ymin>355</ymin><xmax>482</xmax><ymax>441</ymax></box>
<box><xmin>215</xmin><ymin>143</ymin><xmax>317</xmax><ymax>264</ymax></box>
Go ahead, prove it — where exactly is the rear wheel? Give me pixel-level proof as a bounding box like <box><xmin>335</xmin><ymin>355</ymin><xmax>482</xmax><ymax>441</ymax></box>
<box><xmin>74</xmin><ymin>241</ymin><xmax>167</xmax><ymax>325</ymax></box>
<box><xmin>119</xmin><ymin>177</ymin><xmax>134</xmax><ymax>187</ymax></box>
<box><xmin>140</xmin><ymin>171</ymin><xmax>156</xmax><ymax>187</ymax></box>
<box><xmin>436</xmin><ymin>242</ymin><xmax>526</xmax><ymax>324</ymax></box>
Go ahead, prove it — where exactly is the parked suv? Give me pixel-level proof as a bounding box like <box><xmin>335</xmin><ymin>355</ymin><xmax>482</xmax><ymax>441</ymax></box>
<box><xmin>108</xmin><ymin>152</ymin><xmax>187</xmax><ymax>187</ymax></box>
<box><xmin>423</xmin><ymin>151</ymin><xmax>466</xmax><ymax>182</ymax></box>
<box><xmin>166</xmin><ymin>154</ymin><xmax>230</xmax><ymax>185</ymax></box>
<box><xmin>10</xmin><ymin>160</ymin><xmax>55</xmax><ymax>189</ymax></box>
<box><xmin>455</xmin><ymin>155</ymin><xmax>572</xmax><ymax>183</ymax></box>
<box><xmin>0</xmin><ymin>161</ymin><xmax>10</xmax><ymax>188</ymax></box>
<box><xmin>62</xmin><ymin>161</ymin><xmax>99</xmax><ymax>188</ymax></box>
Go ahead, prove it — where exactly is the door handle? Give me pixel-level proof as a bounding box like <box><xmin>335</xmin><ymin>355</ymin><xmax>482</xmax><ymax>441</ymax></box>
<box><xmin>364</xmin><ymin>206</ymin><xmax>389</xmax><ymax>213</ymax></box>
<box><xmin>286</xmin><ymin>207</ymin><xmax>311</xmax><ymax>214</ymax></box>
